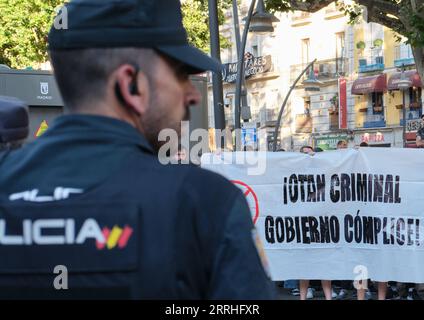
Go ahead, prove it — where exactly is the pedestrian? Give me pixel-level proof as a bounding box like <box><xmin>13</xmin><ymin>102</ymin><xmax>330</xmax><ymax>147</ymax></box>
<box><xmin>336</xmin><ymin>140</ymin><xmax>348</xmax><ymax>149</ymax></box>
<box><xmin>297</xmin><ymin>145</ymin><xmax>333</xmax><ymax>300</ymax></box>
<box><xmin>0</xmin><ymin>0</ymin><xmax>275</xmax><ymax>299</ymax></box>
<box><xmin>416</xmin><ymin>114</ymin><xmax>424</xmax><ymax>148</ymax></box>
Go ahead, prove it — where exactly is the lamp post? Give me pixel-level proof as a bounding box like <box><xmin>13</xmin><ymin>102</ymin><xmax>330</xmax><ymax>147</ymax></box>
<box><xmin>398</xmin><ymin>64</ymin><xmax>412</xmax><ymax>148</ymax></box>
<box><xmin>233</xmin><ymin>0</ymin><xmax>279</xmax><ymax>150</ymax></box>
<box><xmin>272</xmin><ymin>59</ymin><xmax>322</xmax><ymax>152</ymax></box>
<box><xmin>208</xmin><ymin>0</ymin><xmax>226</xmax><ymax>148</ymax></box>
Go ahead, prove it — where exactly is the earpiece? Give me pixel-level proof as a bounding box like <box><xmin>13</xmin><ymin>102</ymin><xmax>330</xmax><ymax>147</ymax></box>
<box><xmin>129</xmin><ymin>65</ymin><xmax>140</xmax><ymax>95</ymax></box>
<box><xmin>129</xmin><ymin>81</ymin><xmax>139</xmax><ymax>95</ymax></box>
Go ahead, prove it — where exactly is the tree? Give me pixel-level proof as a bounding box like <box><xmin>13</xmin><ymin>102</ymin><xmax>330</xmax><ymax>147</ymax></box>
<box><xmin>0</xmin><ymin>0</ymin><xmax>63</xmax><ymax>68</ymax></box>
<box><xmin>265</xmin><ymin>0</ymin><xmax>424</xmax><ymax>82</ymax></box>
<box><xmin>0</xmin><ymin>0</ymin><xmax>230</xmax><ymax>69</ymax></box>
<box><xmin>182</xmin><ymin>0</ymin><xmax>231</xmax><ymax>53</ymax></box>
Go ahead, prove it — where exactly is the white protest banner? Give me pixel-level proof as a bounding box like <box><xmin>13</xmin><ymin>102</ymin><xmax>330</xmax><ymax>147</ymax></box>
<box><xmin>201</xmin><ymin>148</ymin><xmax>424</xmax><ymax>282</ymax></box>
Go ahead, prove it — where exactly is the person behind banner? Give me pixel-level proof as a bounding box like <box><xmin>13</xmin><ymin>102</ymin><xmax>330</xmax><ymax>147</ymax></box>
<box><xmin>298</xmin><ymin>145</ymin><xmax>333</xmax><ymax>300</ymax></box>
<box><xmin>416</xmin><ymin>115</ymin><xmax>424</xmax><ymax>148</ymax></box>
<box><xmin>336</xmin><ymin>140</ymin><xmax>348</xmax><ymax>149</ymax></box>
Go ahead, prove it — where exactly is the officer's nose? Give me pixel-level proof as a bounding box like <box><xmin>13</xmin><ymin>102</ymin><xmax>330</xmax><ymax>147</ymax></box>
<box><xmin>185</xmin><ymin>80</ymin><xmax>202</xmax><ymax>108</ymax></box>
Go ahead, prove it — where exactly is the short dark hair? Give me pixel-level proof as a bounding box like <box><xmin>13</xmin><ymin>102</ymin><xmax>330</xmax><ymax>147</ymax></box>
<box><xmin>300</xmin><ymin>145</ymin><xmax>313</xmax><ymax>153</ymax></box>
<box><xmin>359</xmin><ymin>142</ymin><xmax>369</xmax><ymax>147</ymax></box>
<box><xmin>49</xmin><ymin>48</ymin><xmax>157</xmax><ymax>110</ymax></box>
<box><xmin>337</xmin><ymin>140</ymin><xmax>347</xmax><ymax>146</ymax></box>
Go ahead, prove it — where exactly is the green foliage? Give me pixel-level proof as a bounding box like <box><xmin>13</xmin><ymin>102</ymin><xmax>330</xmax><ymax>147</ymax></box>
<box><xmin>356</xmin><ymin>41</ymin><xmax>365</xmax><ymax>50</ymax></box>
<box><xmin>0</xmin><ymin>0</ymin><xmax>65</xmax><ymax>68</ymax></box>
<box><xmin>0</xmin><ymin>0</ymin><xmax>230</xmax><ymax>69</ymax></box>
<box><xmin>182</xmin><ymin>0</ymin><xmax>231</xmax><ymax>53</ymax></box>
<box><xmin>373</xmin><ymin>38</ymin><xmax>383</xmax><ymax>47</ymax></box>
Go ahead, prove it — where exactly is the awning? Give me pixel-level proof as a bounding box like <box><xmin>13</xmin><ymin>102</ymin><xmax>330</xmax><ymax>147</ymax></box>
<box><xmin>351</xmin><ymin>74</ymin><xmax>387</xmax><ymax>95</ymax></box>
<box><xmin>387</xmin><ymin>70</ymin><xmax>422</xmax><ymax>90</ymax></box>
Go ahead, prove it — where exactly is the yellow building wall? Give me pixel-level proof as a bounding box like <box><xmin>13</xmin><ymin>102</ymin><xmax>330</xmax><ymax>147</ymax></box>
<box><xmin>353</xmin><ymin>25</ymin><xmax>364</xmax><ymax>72</ymax></box>
<box><xmin>353</xmin><ymin>24</ymin><xmax>404</xmax><ymax>128</ymax></box>
<box><xmin>384</xmin><ymin>27</ymin><xmax>402</xmax><ymax>126</ymax></box>
<box><xmin>355</xmin><ymin>95</ymin><xmax>367</xmax><ymax>127</ymax></box>
<box><xmin>385</xmin><ymin>90</ymin><xmax>403</xmax><ymax>126</ymax></box>
<box><xmin>383</xmin><ymin>27</ymin><xmax>396</xmax><ymax>69</ymax></box>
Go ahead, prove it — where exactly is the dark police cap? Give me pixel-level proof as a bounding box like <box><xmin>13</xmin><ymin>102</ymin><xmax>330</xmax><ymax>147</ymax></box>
<box><xmin>0</xmin><ymin>96</ymin><xmax>29</xmax><ymax>143</ymax></box>
<box><xmin>48</xmin><ymin>0</ymin><xmax>222</xmax><ymax>74</ymax></box>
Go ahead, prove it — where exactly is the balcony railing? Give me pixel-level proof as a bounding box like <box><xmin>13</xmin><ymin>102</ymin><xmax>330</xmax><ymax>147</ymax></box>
<box><xmin>290</xmin><ymin>58</ymin><xmax>348</xmax><ymax>84</ymax></box>
<box><xmin>362</xmin><ymin>114</ymin><xmax>386</xmax><ymax>128</ymax></box>
<box><xmin>394</xmin><ymin>44</ymin><xmax>414</xmax><ymax>67</ymax></box>
<box><xmin>358</xmin><ymin>56</ymin><xmax>384</xmax><ymax>73</ymax></box>
<box><xmin>400</xmin><ymin>107</ymin><xmax>422</xmax><ymax>126</ymax></box>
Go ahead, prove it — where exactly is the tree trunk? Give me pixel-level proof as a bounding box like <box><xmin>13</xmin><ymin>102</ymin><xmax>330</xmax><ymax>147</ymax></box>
<box><xmin>412</xmin><ymin>46</ymin><xmax>424</xmax><ymax>110</ymax></box>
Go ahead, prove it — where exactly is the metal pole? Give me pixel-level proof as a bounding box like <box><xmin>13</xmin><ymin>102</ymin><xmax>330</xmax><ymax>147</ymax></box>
<box><xmin>208</xmin><ymin>0</ymin><xmax>226</xmax><ymax>148</ymax></box>
<box><xmin>234</xmin><ymin>0</ymin><xmax>257</xmax><ymax>151</ymax></box>
<box><xmin>232</xmin><ymin>0</ymin><xmax>249</xmax><ymax>114</ymax></box>
<box><xmin>272</xmin><ymin>59</ymin><xmax>317</xmax><ymax>152</ymax></box>
<box><xmin>403</xmin><ymin>87</ymin><xmax>407</xmax><ymax>148</ymax></box>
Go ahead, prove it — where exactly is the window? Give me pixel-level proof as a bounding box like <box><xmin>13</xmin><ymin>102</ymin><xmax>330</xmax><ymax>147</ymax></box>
<box><xmin>335</xmin><ymin>32</ymin><xmax>345</xmax><ymax>59</ymax></box>
<box><xmin>252</xmin><ymin>45</ymin><xmax>258</xmax><ymax>58</ymax></box>
<box><xmin>371</xmin><ymin>92</ymin><xmax>384</xmax><ymax>115</ymax></box>
<box><xmin>303</xmin><ymin>98</ymin><xmax>311</xmax><ymax>115</ymax></box>
<box><xmin>301</xmin><ymin>38</ymin><xmax>310</xmax><ymax>65</ymax></box>
<box><xmin>409</xmin><ymin>87</ymin><xmax>422</xmax><ymax>109</ymax></box>
<box><xmin>395</xmin><ymin>43</ymin><xmax>413</xmax><ymax>60</ymax></box>
<box><xmin>335</xmin><ymin>32</ymin><xmax>345</xmax><ymax>74</ymax></box>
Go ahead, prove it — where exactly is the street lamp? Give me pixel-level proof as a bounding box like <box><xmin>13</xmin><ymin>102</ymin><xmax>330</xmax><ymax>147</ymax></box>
<box><xmin>272</xmin><ymin>59</ymin><xmax>322</xmax><ymax>152</ymax></box>
<box><xmin>303</xmin><ymin>64</ymin><xmax>324</xmax><ymax>91</ymax></box>
<box><xmin>398</xmin><ymin>64</ymin><xmax>412</xmax><ymax>148</ymax></box>
<box><xmin>248</xmin><ymin>0</ymin><xmax>280</xmax><ymax>33</ymax></box>
<box><xmin>233</xmin><ymin>0</ymin><xmax>279</xmax><ymax>150</ymax></box>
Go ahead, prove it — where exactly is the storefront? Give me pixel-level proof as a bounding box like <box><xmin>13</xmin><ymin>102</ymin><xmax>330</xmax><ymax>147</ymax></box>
<box><xmin>353</xmin><ymin>128</ymin><xmax>403</xmax><ymax>147</ymax></box>
<box><xmin>314</xmin><ymin>134</ymin><xmax>349</xmax><ymax>150</ymax></box>
<box><xmin>0</xmin><ymin>69</ymin><xmax>64</xmax><ymax>141</ymax></box>
<box><xmin>351</xmin><ymin>73</ymin><xmax>387</xmax><ymax>129</ymax></box>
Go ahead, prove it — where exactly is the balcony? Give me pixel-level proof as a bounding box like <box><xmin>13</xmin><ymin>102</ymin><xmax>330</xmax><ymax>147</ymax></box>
<box><xmin>291</xmin><ymin>12</ymin><xmax>311</xmax><ymax>26</ymax></box>
<box><xmin>362</xmin><ymin>114</ymin><xmax>386</xmax><ymax>128</ymax></box>
<box><xmin>290</xmin><ymin>58</ymin><xmax>348</xmax><ymax>84</ymax></box>
<box><xmin>295</xmin><ymin>114</ymin><xmax>312</xmax><ymax>133</ymax></box>
<box><xmin>394</xmin><ymin>44</ymin><xmax>415</xmax><ymax>68</ymax></box>
<box><xmin>358</xmin><ymin>56</ymin><xmax>384</xmax><ymax>73</ymax></box>
<box><xmin>400</xmin><ymin>107</ymin><xmax>422</xmax><ymax>127</ymax></box>
<box><xmin>394</xmin><ymin>57</ymin><xmax>415</xmax><ymax>68</ymax></box>
<box><xmin>259</xmin><ymin>108</ymin><xmax>276</xmax><ymax>126</ymax></box>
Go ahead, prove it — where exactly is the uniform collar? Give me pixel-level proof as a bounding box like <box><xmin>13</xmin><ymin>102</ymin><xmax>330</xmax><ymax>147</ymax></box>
<box><xmin>45</xmin><ymin>114</ymin><xmax>155</xmax><ymax>154</ymax></box>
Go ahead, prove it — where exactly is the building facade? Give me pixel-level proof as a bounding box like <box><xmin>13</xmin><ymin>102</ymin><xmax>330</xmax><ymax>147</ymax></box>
<box><xmin>208</xmin><ymin>1</ymin><xmax>423</xmax><ymax>151</ymax></box>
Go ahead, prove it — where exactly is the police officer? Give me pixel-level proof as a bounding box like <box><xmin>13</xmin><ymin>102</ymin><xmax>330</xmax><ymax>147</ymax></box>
<box><xmin>0</xmin><ymin>0</ymin><xmax>275</xmax><ymax>299</ymax></box>
<box><xmin>416</xmin><ymin>114</ymin><xmax>424</xmax><ymax>148</ymax></box>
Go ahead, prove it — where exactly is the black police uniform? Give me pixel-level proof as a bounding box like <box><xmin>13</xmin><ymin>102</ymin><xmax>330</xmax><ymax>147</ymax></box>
<box><xmin>0</xmin><ymin>115</ymin><xmax>275</xmax><ymax>299</ymax></box>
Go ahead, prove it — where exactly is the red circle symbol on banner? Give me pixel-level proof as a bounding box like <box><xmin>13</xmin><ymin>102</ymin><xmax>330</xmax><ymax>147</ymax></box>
<box><xmin>231</xmin><ymin>180</ymin><xmax>259</xmax><ymax>225</ymax></box>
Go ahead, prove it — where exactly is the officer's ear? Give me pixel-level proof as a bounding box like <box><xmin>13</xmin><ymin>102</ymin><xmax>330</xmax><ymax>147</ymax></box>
<box><xmin>113</xmin><ymin>64</ymin><xmax>150</xmax><ymax>116</ymax></box>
